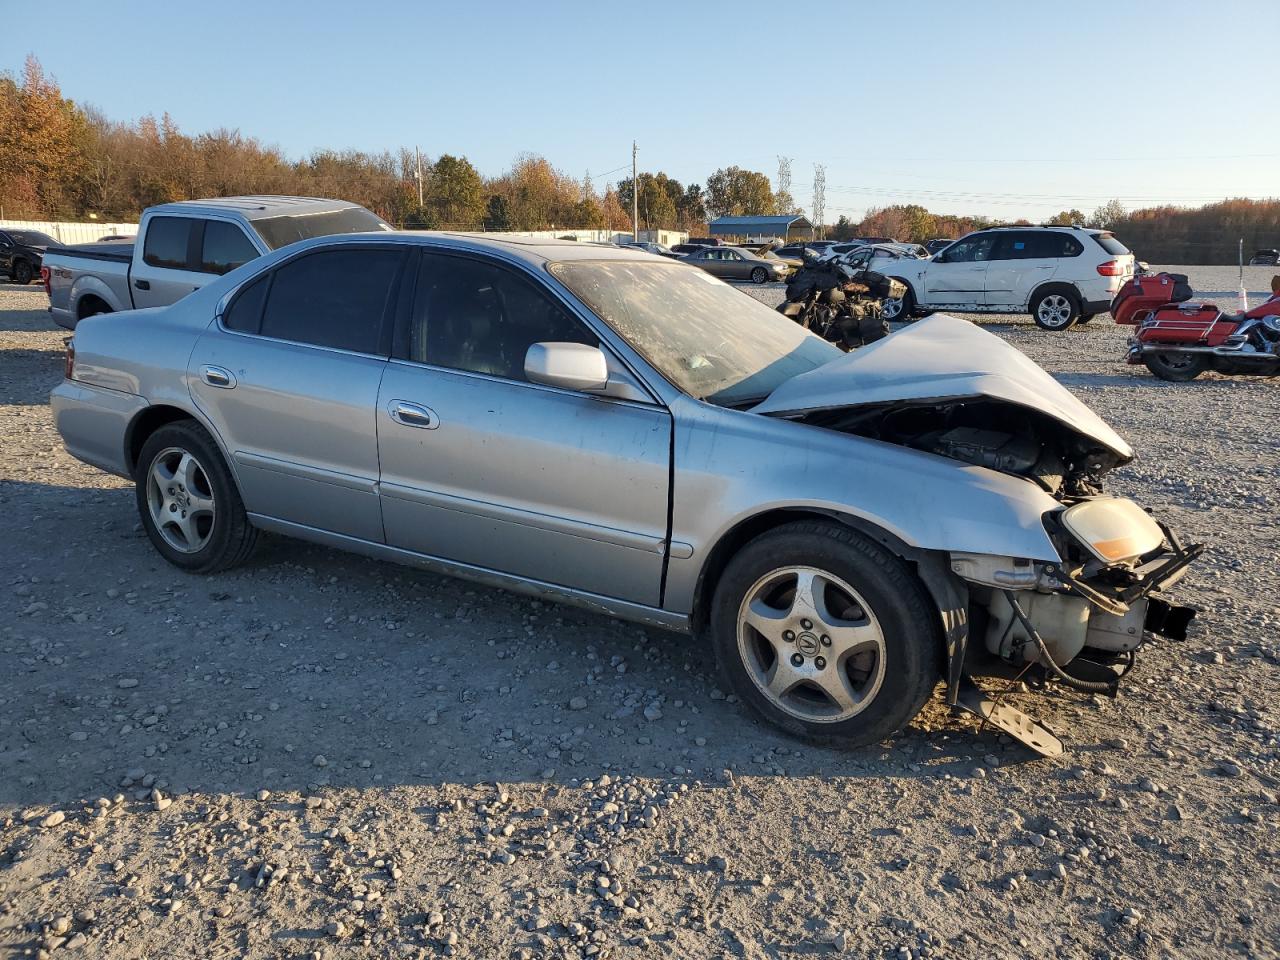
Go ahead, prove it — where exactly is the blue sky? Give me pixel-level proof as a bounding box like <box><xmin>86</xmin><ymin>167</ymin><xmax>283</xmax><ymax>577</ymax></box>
<box><xmin>5</xmin><ymin>0</ymin><xmax>1277</xmax><ymax>222</ymax></box>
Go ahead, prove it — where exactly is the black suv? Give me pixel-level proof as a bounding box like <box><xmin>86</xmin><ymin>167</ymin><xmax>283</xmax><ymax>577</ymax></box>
<box><xmin>0</xmin><ymin>228</ymin><xmax>61</xmax><ymax>285</ymax></box>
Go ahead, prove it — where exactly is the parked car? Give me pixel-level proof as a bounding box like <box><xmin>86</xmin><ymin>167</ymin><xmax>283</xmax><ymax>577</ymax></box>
<box><xmin>42</xmin><ymin>196</ymin><xmax>390</xmax><ymax>329</ymax></box>
<box><xmin>1248</xmin><ymin>249</ymin><xmax>1279</xmax><ymax>266</ymax></box>
<box><xmin>0</xmin><ymin>228</ymin><xmax>62</xmax><ymax>285</ymax></box>
<box><xmin>686</xmin><ymin>237</ymin><xmax>722</xmax><ymax>246</ymax></box>
<box><xmin>833</xmin><ymin>242</ymin><xmax>930</xmax><ymax>272</ymax></box>
<box><xmin>621</xmin><ymin>241</ymin><xmax>680</xmax><ymax>259</ymax></box>
<box><xmin>681</xmin><ymin>245</ymin><xmax>790</xmax><ymax>283</ymax></box>
<box><xmin>873</xmin><ymin>226</ymin><xmax>1135</xmax><ymax>330</ymax></box>
<box><xmin>671</xmin><ymin>243</ymin><xmax>712</xmax><ymax>255</ymax></box>
<box><xmin>925</xmin><ymin>238</ymin><xmax>955</xmax><ymax>256</ymax></box>
<box><xmin>51</xmin><ymin>232</ymin><xmax>1199</xmax><ymax>750</ymax></box>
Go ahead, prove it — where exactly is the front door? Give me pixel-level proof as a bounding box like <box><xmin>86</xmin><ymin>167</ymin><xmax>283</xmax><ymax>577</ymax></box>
<box><xmin>985</xmin><ymin>231</ymin><xmax>1062</xmax><ymax>305</ymax></box>
<box><xmin>921</xmin><ymin>232</ymin><xmax>997</xmax><ymax>306</ymax></box>
<box><xmin>376</xmin><ymin>250</ymin><xmax>672</xmax><ymax>606</ymax></box>
<box><xmin>188</xmin><ymin>246</ymin><xmax>405</xmax><ymax>542</ymax></box>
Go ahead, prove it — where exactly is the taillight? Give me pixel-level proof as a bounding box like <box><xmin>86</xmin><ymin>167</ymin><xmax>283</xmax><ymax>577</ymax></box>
<box><xmin>1096</xmin><ymin>260</ymin><xmax>1124</xmax><ymax>276</ymax></box>
<box><xmin>64</xmin><ymin>338</ymin><xmax>75</xmax><ymax>380</ymax></box>
<box><xmin>41</xmin><ymin>265</ymin><xmax>52</xmax><ymax>296</ymax></box>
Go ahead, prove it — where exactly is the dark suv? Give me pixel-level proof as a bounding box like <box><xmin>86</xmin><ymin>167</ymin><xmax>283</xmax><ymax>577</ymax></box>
<box><xmin>0</xmin><ymin>228</ymin><xmax>61</xmax><ymax>285</ymax></box>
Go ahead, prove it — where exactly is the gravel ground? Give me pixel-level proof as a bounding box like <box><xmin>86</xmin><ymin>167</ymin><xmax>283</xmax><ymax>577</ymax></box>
<box><xmin>1</xmin><ymin>267</ymin><xmax>1277</xmax><ymax>960</ymax></box>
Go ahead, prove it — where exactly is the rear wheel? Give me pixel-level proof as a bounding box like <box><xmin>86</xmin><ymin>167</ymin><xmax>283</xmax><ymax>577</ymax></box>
<box><xmin>750</xmin><ymin>266</ymin><xmax>768</xmax><ymax>284</ymax></box>
<box><xmin>12</xmin><ymin>259</ymin><xmax>33</xmax><ymax>285</ymax></box>
<box><xmin>135</xmin><ymin>421</ymin><xmax>258</xmax><ymax>573</ymax></box>
<box><xmin>709</xmin><ymin>521</ymin><xmax>940</xmax><ymax>747</ymax></box>
<box><xmin>1144</xmin><ymin>351</ymin><xmax>1208</xmax><ymax>382</ymax></box>
<box><xmin>1031</xmin><ymin>288</ymin><xmax>1081</xmax><ymax>331</ymax></box>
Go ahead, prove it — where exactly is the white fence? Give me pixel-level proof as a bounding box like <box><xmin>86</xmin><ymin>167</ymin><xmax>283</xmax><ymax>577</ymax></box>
<box><xmin>0</xmin><ymin>219</ymin><xmax>138</xmax><ymax>245</ymax></box>
<box><xmin>482</xmin><ymin>228</ymin><xmax>689</xmax><ymax>247</ymax></box>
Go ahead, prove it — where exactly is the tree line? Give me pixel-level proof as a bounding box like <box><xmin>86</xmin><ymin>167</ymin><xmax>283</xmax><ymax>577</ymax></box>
<box><xmin>2</xmin><ymin>56</ymin><xmax>1276</xmax><ymax>260</ymax></box>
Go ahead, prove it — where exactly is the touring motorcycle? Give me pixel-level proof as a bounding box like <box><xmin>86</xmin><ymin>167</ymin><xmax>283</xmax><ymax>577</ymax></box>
<box><xmin>777</xmin><ymin>250</ymin><xmax>904</xmax><ymax>350</ymax></box>
<box><xmin>1112</xmin><ymin>271</ymin><xmax>1280</xmax><ymax>381</ymax></box>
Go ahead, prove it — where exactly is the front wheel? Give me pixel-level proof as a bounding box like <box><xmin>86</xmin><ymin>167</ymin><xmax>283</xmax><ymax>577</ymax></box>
<box><xmin>1031</xmin><ymin>289</ymin><xmax>1080</xmax><ymax>330</ymax></box>
<box><xmin>880</xmin><ymin>285</ymin><xmax>915</xmax><ymax>322</ymax></box>
<box><xmin>750</xmin><ymin>266</ymin><xmax>768</xmax><ymax>284</ymax></box>
<box><xmin>12</xmin><ymin>259</ymin><xmax>33</xmax><ymax>284</ymax></box>
<box><xmin>135</xmin><ymin>421</ymin><xmax>258</xmax><ymax>573</ymax></box>
<box><xmin>709</xmin><ymin>521</ymin><xmax>940</xmax><ymax>747</ymax></box>
<box><xmin>1144</xmin><ymin>351</ymin><xmax>1208</xmax><ymax>382</ymax></box>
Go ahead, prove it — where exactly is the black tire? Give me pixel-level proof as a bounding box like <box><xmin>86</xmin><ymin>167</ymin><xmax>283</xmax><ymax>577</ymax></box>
<box><xmin>1144</xmin><ymin>351</ymin><xmax>1208</xmax><ymax>382</ymax></box>
<box><xmin>750</xmin><ymin>266</ymin><xmax>768</xmax><ymax>284</ymax></box>
<box><xmin>1077</xmin><ymin>312</ymin><xmax>1096</xmax><ymax>323</ymax></box>
<box><xmin>709</xmin><ymin>520</ymin><xmax>940</xmax><ymax>747</ymax></box>
<box><xmin>1030</xmin><ymin>287</ymin><xmax>1081</xmax><ymax>331</ymax></box>
<box><xmin>134</xmin><ymin>420</ymin><xmax>258</xmax><ymax>573</ymax></box>
<box><xmin>12</xmin><ymin>259</ymin><xmax>33</xmax><ymax>285</ymax></box>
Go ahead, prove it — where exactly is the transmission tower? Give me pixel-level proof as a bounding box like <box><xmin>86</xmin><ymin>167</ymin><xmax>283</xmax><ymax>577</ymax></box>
<box><xmin>812</xmin><ymin>163</ymin><xmax>826</xmax><ymax>236</ymax></box>
<box><xmin>776</xmin><ymin>155</ymin><xmax>792</xmax><ymax>204</ymax></box>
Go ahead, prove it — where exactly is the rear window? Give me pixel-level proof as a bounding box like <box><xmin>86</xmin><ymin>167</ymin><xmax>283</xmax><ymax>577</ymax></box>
<box><xmin>258</xmin><ymin>248</ymin><xmax>401</xmax><ymax>354</ymax></box>
<box><xmin>7</xmin><ymin>230</ymin><xmax>58</xmax><ymax>246</ymax></box>
<box><xmin>200</xmin><ymin>220</ymin><xmax>260</xmax><ymax>275</ymax></box>
<box><xmin>143</xmin><ymin>217</ymin><xmax>193</xmax><ymax>270</ymax></box>
<box><xmin>251</xmin><ymin>208</ymin><xmax>392</xmax><ymax>250</ymax></box>
<box><xmin>1092</xmin><ymin>233</ymin><xmax>1130</xmax><ymax>256</ymax></box>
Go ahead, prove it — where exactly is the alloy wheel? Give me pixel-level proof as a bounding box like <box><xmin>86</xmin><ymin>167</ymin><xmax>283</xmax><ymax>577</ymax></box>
<box><xmin>1036</xmin><ymin>294</ymin><xmax>1073</xmax><ymax>328</ymax></box>
<box><xmin>881</xmin><ymin>296</ymin><xmax>904</xmax><ymax>320</ymax></box>
<box><xmin>145</xmin><ymin>447</ymin><xmax>216</xmax><ymax>553</ymax></box>
<box><xmin>736</xmin><ymin>565</ymin><xmax>887</xmax><ymax>723</ymax></box>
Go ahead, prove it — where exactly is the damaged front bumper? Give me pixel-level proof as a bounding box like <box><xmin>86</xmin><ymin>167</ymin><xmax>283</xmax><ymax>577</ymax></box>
<box><xmin>933</xmin><ymin>499</ymin><xmax>1202</xmax><ymax>757</ymax></box>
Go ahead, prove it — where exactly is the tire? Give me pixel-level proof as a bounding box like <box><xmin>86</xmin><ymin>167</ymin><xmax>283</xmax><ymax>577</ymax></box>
<box><xmin>1077</xmin><ymin>312</ymin><xmax>1097</xmax><ymax>324</ymax></box>
<box><xmin>1143</xmin><ymin>351</ymin><xmax>1208</xmax><ymax>382</ymax></box>
<box><xmin>12</xmin><ymin>259</ymin><xmax>33</xmax><ymax>285</ymax></box>
<box><xmin>880</xmin><ymin>284</ymin><xmax>914</xmax><ymax>322</ymax></box>
<box><xmin>750</xmin><ymin>266</ymin><xmax>768</xmax><ymax>284</ymax></box>
<box><xmin>1031</xmin><ymin>287</ymin><xmax>1080</xmax><ymax>331</ymax></box>
<box><xmin>135</xmin><ymin>421</ymin><xmax>258</xmax><ymax>573</ymax></box>
<box><xmin>709</xmin><ymin>520</ymin><xmax>940</xmax><ymax>747</ymax></box>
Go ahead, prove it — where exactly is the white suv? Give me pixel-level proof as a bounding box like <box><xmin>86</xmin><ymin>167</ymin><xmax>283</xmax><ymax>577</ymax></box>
<box><xmin>879</xmin><ymin>226</ymin><xmax>1135</xmax><ymax>330</ymax></box>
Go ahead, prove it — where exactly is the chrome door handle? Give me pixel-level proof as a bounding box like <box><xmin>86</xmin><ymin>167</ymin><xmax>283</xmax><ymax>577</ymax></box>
<box><xmin>388</xmin><ymin>400</ymin><xmax>439</xmax><ymax>429</ymax></box>
<box><xmin>201</xmin><ymin>365</ymin><xmax>236</xmax><ymax>388</ymax></box>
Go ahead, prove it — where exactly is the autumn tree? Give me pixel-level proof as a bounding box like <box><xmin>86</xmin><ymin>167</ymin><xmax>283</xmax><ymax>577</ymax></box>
<box><xmin>1048</xmin><ymin>209</ymin><xmax>1086</xmax><ymax>226</ymax></box>
<box><xmin>705</xmin><ymin>166</ymin><xmax>775</xmax><ymax>218</ymax></box>
<box><xmin>425</xmin><ymin>154</ymin><xmax>484</xmax><ymax>227</ymax></box>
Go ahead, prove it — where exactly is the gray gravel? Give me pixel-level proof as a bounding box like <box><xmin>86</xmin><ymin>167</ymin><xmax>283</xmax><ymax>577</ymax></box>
<box><xmin>1</xmin><ymin>269</ymin><xmax>1278</xmax><ymax>959</ymax></box>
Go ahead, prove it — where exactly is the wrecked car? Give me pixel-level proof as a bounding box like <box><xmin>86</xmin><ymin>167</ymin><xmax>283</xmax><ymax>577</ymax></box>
<box><xmin>51</xmin><ymin>232</ymin><xmax>1200</xmax><ymax>755</ymax></box>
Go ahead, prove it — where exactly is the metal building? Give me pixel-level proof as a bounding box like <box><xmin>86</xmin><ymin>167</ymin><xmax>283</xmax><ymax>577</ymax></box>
<box><xmin>707</xmin><ymin>214</ymin><xmax>814</xmax><ymax>243</ymax></box>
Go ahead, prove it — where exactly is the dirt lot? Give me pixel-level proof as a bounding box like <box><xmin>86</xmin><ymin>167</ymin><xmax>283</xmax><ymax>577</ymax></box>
<box><xmin>1</xmin><ymin>268</ymin><xmax>1278</xmax><ymax>960</ymax></box>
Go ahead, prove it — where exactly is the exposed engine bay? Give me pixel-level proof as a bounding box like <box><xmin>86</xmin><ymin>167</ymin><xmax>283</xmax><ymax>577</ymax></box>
<box><xmin>792</xmin><ymin>397</ymin><xmax>1128</xmax><ymax>497</ymax></box>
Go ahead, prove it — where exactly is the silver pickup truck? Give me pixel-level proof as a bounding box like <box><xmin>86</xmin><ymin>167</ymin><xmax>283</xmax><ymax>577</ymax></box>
<box><xmin>43</xmin><ymin>196</ymin><xmax>390</xmax><ymax>329</ymax></box>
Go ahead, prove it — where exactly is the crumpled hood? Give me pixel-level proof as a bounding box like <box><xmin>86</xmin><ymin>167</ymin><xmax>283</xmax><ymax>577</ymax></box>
<box><xmin>752</xmin><ymin>314</ymin><xmax>1133</xmax><ymax>461</ymax></box>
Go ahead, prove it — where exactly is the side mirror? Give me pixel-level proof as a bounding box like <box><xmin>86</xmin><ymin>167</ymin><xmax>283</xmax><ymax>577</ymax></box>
<box><xmin>525</xmin><ymin>342</ymin><xmax>609</xmax><ymax>393</ymax></box>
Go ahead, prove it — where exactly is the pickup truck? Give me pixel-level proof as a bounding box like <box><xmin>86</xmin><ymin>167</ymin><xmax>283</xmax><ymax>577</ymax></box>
<box><xmin>43</xmin><ymin>196</ymin><xmax>390</xmax><ymax>329</ymax></box>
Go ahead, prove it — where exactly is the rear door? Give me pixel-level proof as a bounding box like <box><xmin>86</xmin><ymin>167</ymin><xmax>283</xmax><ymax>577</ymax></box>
<box><xmin>132</xmin><ymin>216</ymin><xmax>266</xmax><ymax>308</ymax></box>
<box><xmin>188</xmin><ymin>245</ymin><xmax>405</xmax><ymax>542</ymax></box>
<box><xmin>920</xmin><ymin>232</ymin><xmax>996</xmax><ymax>306</ymax></box>
<box><xmin>375</xmin><ymin>249</ymin><xmax>672</xmax><ymax>605</ymax></box>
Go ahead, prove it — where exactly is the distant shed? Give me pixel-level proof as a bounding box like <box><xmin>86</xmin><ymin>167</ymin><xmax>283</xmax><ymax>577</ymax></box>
<box><xmin>708</xmin><ymin>214</ymin><xmax>814</xmax><ymax>243</ymax></box>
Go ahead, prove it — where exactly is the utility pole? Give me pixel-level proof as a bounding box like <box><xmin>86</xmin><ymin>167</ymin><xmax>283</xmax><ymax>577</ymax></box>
<box><xmin>632</xmin><ymin>141</ymin><xmax>639</xmax><ymax>243</ymax></box>
<box><xmin>812</xmin><ymin>163</ymin><xmax>826</xmax><ymax>239</ymax></box>
<box><xmin>415</xmin><ymin>147</ymin><xmax>424</xmax><ymax>208</ymax></box>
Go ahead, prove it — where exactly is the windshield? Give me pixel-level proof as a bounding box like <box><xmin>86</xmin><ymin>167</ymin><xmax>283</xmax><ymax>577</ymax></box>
<box><xmin>549</xmin><ymin>259</ymin><xmax>839</xmax><ymax>404</ymax></box>
<box><xmin>8</xmin><ymin>230</ymin><xmax>58</xmax><ymax>246</ymax></box>
<box><xmin>252</xmin><ymin>207</ymin><xmax>391</xmax><ymax>250</ymax></box>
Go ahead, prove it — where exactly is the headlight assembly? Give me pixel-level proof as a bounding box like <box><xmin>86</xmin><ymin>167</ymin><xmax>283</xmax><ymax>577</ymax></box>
<box><xmin>1059</xmin><ymin>497</ymin><xmax>1165</xmax><ymax>566</ymax></box>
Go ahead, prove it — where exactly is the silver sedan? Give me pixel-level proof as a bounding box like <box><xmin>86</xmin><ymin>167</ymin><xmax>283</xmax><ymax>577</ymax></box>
<box><xmin>51</xmin><ymin>232</ymin><xmax>1198</xmax><ymax>751</ymax></box>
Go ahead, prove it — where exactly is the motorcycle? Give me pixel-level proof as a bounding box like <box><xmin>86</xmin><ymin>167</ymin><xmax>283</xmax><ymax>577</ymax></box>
<box><xmin>776</xmin><ymin>249</ymin><xmax>904</xmax><ymax>350</ymax></box>
<box><xmin>1112</xmin><ymin>271</ymin><xmax>1280</xmax><ymax>381</ymax></box>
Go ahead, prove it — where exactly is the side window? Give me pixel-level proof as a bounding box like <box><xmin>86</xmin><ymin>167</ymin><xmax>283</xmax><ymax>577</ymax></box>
<box><xmin>997</xmin><ymin>232</ymin><xmax>1037</xmax><ymax>260</ymax></box>
<box><xmin>143</xmin><ymin>217</ymin><xmax>193</xmax><ymax>270</ymax></box>
<box><xmin>945</xmin><ymin>233</ymin><xmax>996</xmax><ymax>263</ymax></box>
<box><xmin>407</xmin><ymin>253</ymin><xmax>597</xmax><ymax>382</ymax></box>
<box><xmin>259</xmin><ymin>249</ymin><xmax>401</xmax><ymax>353</ymax></box>
<box><xmin>223</xmin><ymin>273</ymin><xmax>269</xmax><ymax>333</ymax></box>
<box><xmin>200</xmin><ymin>221</ymin><xmax>260</xmax><ymax>275</ymax></box>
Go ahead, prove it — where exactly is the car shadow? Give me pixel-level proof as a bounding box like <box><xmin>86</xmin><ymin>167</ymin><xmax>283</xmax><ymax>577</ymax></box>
<box><xmin>0</xmin><ymin>479</ymin><xmax>1071</xmax><ymax>813</ymax></box>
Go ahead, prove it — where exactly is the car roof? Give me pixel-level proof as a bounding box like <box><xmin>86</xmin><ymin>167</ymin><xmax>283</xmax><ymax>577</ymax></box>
<box><xmin>288</xmin><ymin>230</ymin><xmax>660</xmax><ymax>268</ymax></box>
<box><xmin>145</xmin><ymin>195</ymin><xmax>366</xmax><ymax>221</ymax></box>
